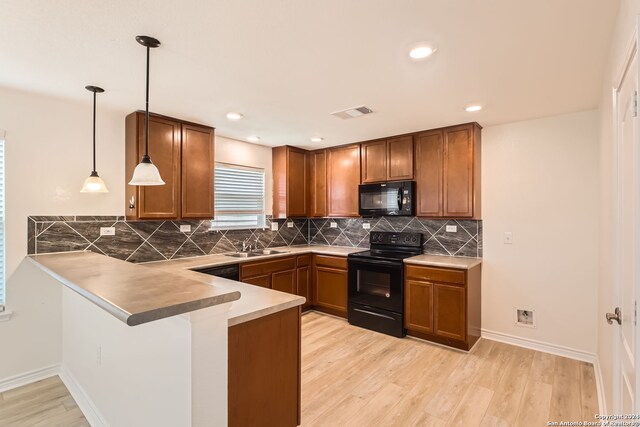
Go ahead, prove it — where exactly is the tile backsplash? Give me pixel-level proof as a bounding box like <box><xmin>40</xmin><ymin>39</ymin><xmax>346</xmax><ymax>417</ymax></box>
<box><xmin>28</xmin><ymin>216</ymin><xmax>308</xmax><ymax>263</ymax></box>
<box><xmin>309</xmin><ymin>217</ymin><xmax>482</xmax><ymax>258</ymax></box>
<box><xmin>27</xmin><ymin>215</ymin><xmax>482</xmax><ymax>263</ymax></box>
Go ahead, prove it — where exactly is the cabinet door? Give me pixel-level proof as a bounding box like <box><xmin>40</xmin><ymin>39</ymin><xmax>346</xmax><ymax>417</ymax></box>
<box><xmin>287</xmin><ymin>147</ymin><xmax>309</xmax><ymax>217</ymax></box>
<box><xmin>433</xmin><ymin>283</ymin><xmax>466</xmax><ymax>341</ymax></box>
<box><xmin>387</xmin><ymin>136</ymin><xmax>414</xmax><ymax>181</ymax></box>
<box><xmin>296</xmin><ymin>265</ymin><xmax>312</xmax><ymax>309</ymax></box>
<box><xmin>272</xmin><ymin>269</ymin><xmax>296</xmax><ymax>294</ymax></box>
<box><xmin>181</xmin><ymin>124</ymin><xmax>215</xmax><ymax>219</ymax></box>
<box><xmin>314</xmin><ymin>267</ymin><xmax>348</xmax><ymax>315</ymax></box>
<box><xmin>137</xmin><ymin>114</ymin><xmax>182</xmax><ymax>219</ymax></box>
<box><xmin>404</xmin><ymin>279</ymin><xmax>433</xmax><ymax>334</ymax></box>
<box><xmin>243</xmin><ymin>274</ymin><xmax>272</xmax><ymax>289</ymax></box>
<box><xmin>415</xmin><ymin>130</ymin><xmax>444</xmax><ymax>217</ymax></box>
<box><xmin>309</xmin><ymin>150</ymin><xmax>327</xmax><ymax>217</ymax></box>
<box><xmin>327</xmin><ymin>145</ymin><xmax>361</xmax><ymax>217</ymax></box>
<box><xmin>443</xmin><ymin>125</ymin><xmax>474</xmax><ymax>217</ymax></box>
<box><xmin>361</xmin><ymin>140</ymin><xmax>387</xmax><ymax>183</ymax></box>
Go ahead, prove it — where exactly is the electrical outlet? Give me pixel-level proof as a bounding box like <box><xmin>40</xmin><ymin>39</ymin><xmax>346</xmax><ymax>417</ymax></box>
<box><xmin>270</xmin><ymin>222</ymin><xmax>278</xmax><ymax>231</ymax></box>
<box><xmin>100</xmin><ymin>227</ymin><xmax>115</xmax><ymax>236</ymax></box>
<box><xmin>445</xmin><ymin>225</ymin><xmax>457</xmax><ymax>233</ymax></box>
<box><xmin>504</xmin><ymin>232</ymin><xmax>513</xmax><ymax>244</ymax></box>
<box><xmin>287</xmin><ymin>222</ymin><xmax>294</xmax><ymax>228</ymax></box>
<box><xmin>363</xmin><ymin>223</ymin><xmax>371</xmax><ymax>230</ymax></box>
<box><xmin>330</xmin><ymin>222</ymin><xmax>338</xmax><ymax>228</ymax></box>
<box><xmin>180</xmin><ymin>225</ymin><xmax>191</xmax><ymax>233</ymax></box>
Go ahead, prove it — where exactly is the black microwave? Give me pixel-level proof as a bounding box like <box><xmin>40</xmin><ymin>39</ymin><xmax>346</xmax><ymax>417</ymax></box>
<box><xmin>358</xmin><ymin>181</ymin><xmax>415</xmax><ymax>216</ymax></box>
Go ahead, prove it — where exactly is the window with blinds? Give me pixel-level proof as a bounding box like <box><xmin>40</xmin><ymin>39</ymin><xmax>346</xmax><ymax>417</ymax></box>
<box><xmin>0</xmin><ymin>137</ymin><xmax>5</xmax><ymax>310</ymax></box>
<box><xmin>210</xmin><ymin>163</ymin><xmax>265</xmax><ymax>230</ymax></box>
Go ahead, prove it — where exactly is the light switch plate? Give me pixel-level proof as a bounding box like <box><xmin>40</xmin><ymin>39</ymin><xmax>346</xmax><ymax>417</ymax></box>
<box><xmin>180</xmin><ymin>225</ymin><xmax>191</xmax><ymax>233</ymax></box>
<box><xmin>504</xmin><ymin>232</ymin><xmax>513</xmax><ymax>244</ymax></box>
<box><xmin>445</xmin><ymin>225</ymin><xmax>457</xmax><ymax>233</ymax></box>
<box><xmin>100</xmin><ymin>227</ymin><xmax>115</xmax><ymax>236</ymax></box>
<box><xmin>330</xmin><ymin>222</ymin><xmax>338</xmax><ymax>228</ymax></box>
<box><xmin>270</xmin><ymin>222</ymin><xmax>278</xmax><ymax>231</ymax></box>
<box><xmin>287</xmin><ymin>222</ymin><xmax>294</xmax><ymax>228</ymax></box>
<box><xmin>362</xmin><ymin>223</ymin><xmax>371</xmax><ymax>230</ymax></box>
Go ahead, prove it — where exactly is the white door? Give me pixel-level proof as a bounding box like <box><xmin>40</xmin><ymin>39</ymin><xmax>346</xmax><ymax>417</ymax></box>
<box><xmin>612</xmin><ymin>23</ymin><xmax>640</xmax><ymax>413</ymax></box>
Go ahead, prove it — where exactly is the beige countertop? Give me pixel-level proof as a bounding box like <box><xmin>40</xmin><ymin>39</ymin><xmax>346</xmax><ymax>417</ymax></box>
<box><xmin>28</xmin><ymin>245</ymin><xmax>481</xmax><ymax>328</ymax></box>
<box><xmin>27</xmin><ymin>252</ymin><xmax>241</xmax><ymax>326</ymax></box>
<box><xmin>403</xmin><ymin>254</ymin><xmax>482</xmax><ymax>269</ymax></box>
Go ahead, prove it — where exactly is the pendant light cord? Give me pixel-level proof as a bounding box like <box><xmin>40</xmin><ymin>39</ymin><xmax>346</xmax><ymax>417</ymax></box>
<box><xmin>144</xmin><ymin>44</ymin><xmax>151</xmax><ymax>161</ymax></box>
<box><xmin>92</xmin><ymin>90</ymin><xmax>97</xmax><ymax>173</ymax></box>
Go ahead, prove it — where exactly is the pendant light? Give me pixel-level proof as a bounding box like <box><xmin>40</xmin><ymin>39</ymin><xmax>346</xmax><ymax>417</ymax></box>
<box><xmin>128</xmin><ymin>35</ymin><xmax>165</xmax><ymax>186</ymax></box>
<box><xmin>81</xmin><ymin>86</ymin><xmax>109</xmax><ymax>193</ymax></box>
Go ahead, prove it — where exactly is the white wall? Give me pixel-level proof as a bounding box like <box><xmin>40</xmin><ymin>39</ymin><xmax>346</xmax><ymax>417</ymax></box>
<box><xmin>597</xmin><ymin>0</ymin><xmax>640</xmax><ymax>411</ymax></box>
<box><xmin>482</xmin><ymin>110</ymin><xmax>600</xmax><ymax>354</ymax></box>
<box><xmin>0</xmin><ymin>85</ymin><xmax>271</xmax><ymax>382</ymax></box>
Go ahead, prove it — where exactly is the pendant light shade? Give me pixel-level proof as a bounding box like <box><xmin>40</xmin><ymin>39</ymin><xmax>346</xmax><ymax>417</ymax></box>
<box><xmin>81</xmin><ymin>85</ymin><xmax>109</xmax><ymax>193</ymax></box>
<box><xmin>128</xmin><ymin>35</ymin><xmax>165</xmax><ymax>186</ymax></box>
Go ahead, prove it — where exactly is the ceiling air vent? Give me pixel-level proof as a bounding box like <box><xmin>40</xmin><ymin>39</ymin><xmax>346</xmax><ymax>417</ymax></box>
<box><xmin>331</xmin><ymin>105</ymin><xmax>374</xmax><ymax>120</ymax></box>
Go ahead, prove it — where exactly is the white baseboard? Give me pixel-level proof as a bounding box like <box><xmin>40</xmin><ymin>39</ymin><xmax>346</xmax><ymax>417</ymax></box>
<box><xmin>0</xmin><ymin>364</ymin><xmax>60</xmax><ymax>393</ymax></box>
<box><xmin>593</xmin><ymin>356</ymin><xmax>608</xmax><ymax>416</ymax></box>
<box><xmin>59</xmin><ymin>365</ymin><xmax>109</xmax><ymax>427</ymax></box>
<box><xmin>481</xmin><ymin>328</ymin><xmax>597</xmax><ymax>363</ymax></box>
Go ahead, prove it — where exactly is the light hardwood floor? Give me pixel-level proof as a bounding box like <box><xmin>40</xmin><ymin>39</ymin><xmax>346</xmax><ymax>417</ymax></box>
<box><xmin>301</xmin><ymin>311</ymin><xmax>599</xmax><ymax>427</ymax></box>
<box><xmin>0</xmin><ymin>312</ymin><xmax>599</xmax><ymax>427</ymax></box>
<box><xmin>0</xmin><ymin>376</ymin><xmax>88</xmax><ymax>427</ymax></box>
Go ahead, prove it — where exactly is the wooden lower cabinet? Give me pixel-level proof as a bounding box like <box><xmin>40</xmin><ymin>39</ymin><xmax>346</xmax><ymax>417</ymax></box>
<box><xmin>243</xmin><ymin>274</ymin><xmax>271</xmax><ymax>288</ymax></box>
<box><xmin>273</xmin><ymin>269</ymin><xmax>296</xmax><ymax>294</ymax></box>
<box><xmin>296</xmin><ymin>255</ymin><xmax>312</xmax><ymax>310</ymax></box>
<box><xmin>404</xmin><ymin>263</ymin><xmax>481</xmax><ymax>350</ymax></box>
<box><xmin>313</xmin><ymin>255</ymin><xmax>348</xmax><ymax>318</ymax></box>
<box><xmin>229</xmin><ymin>307</ymin><xmax>301</xmax><ymax>427</ymax></box>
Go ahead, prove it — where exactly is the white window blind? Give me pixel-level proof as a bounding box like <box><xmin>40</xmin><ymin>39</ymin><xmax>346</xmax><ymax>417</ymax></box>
<box><xmin>211</xmin><ymin>163</ymin><xmax>265</xmax><ymax>230</ymax></box>
<box><xmin>0</xmin><ymin>137</ymin><xmax>5</xmax><ymax>310</ymax></box>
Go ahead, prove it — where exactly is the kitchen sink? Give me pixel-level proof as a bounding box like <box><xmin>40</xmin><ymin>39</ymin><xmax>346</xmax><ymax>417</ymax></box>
<box><xmin>224</xmin><ymin>249</ymin><xmax>287</xmax><ymax>258</ymax></box>
<box><xmin>225</xmin><ymin>252</ymin><xmax>261</xmax><ymax>258</ymax></box>
<box><xmin>254</xmin><ymin>249</ymin><xmax>286</xmax><ymax>255</ymax></box>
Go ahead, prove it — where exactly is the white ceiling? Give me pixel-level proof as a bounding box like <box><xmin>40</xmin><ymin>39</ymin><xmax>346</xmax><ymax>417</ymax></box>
<box><xmin>0</xmin><ymin>0</ymin><xmax>619</xmax><ymax>149</ymax></box>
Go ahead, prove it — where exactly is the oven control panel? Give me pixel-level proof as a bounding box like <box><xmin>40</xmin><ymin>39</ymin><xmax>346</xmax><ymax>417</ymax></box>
<box><xmin>370</xmin><ymin>231</ymin><xmax>422</xmax><ymax>247</ymax></box>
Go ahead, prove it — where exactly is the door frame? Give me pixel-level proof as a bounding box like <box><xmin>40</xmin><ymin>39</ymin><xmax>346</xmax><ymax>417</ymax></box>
<box><xmin>610</xmin><ymin>16</ymin><xmax>640</xmax><ymax>413</ymax></box>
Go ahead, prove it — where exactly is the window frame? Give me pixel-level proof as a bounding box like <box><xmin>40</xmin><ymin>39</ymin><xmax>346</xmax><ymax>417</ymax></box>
<box><xmin>210</xmin><ymin>162</ymin><xmax>266</xmax><ymax>231</ymax></box>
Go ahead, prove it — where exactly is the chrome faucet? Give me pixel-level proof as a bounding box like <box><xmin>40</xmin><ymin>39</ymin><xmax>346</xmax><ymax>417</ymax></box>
<box><xmin>253</xmin><ymin>237</ymin><xmax>260</xmax><ymax>251</ymax></box>
<box><xmin>241</xmin><ymin>239</ymin><xmax>251</xmax><ymax>252</ymax></box>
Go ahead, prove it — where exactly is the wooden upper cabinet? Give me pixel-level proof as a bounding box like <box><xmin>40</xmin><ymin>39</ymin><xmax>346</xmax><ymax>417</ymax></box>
<box><xmin>361</xmin><ymin>140</ymin><xmax>387</xmax><ymax>183</ymax></box>
<box><xmin>361</xmin><ymin>136</ymin><xmax>413</xmax><ymax>183</ymax></box>
<box><xmin>272</xmin><ymin>146</ymin><xmax>309</xmax><ymax>218</ymax></box>
<box><xmin>125</xmin><ymin>111</ymin><xmax>215</xmax><ymax>220</ymax></box>
<box><xmin>327</xmin><ymin>145</ymin><xmax>361</xmax><ymax>217</ymax></box>
<box><xmin>415</xmin><ymin>130</ymin><xmax>444</xmax><ymax>217</ymax></box>
<box><xmin>415</xmin><ymin>123</ymin><xmax>481</xmax><ymax>218</ymax></box>
<box><xmin>126</xmin><ymin>112</ymin><xmax>182</xmax><ymax>220</ymax></box>
<box><xmin>387</xmin><ymin>136</ymin><xmax>414</xmax><ymax>181</ymax></box>
<box><xmin>181</xmin><ymin>124</ymin><xmax>215</xmax><ymax>218</ymax></box>
<box><xmin>309</xmin><ymin>150</ymin><xmax>327</xmax><ymax>217</ymax></box>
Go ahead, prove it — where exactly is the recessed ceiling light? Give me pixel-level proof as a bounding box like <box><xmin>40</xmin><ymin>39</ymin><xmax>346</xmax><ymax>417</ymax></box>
<box><xmin>465</xmin><ymin>105</ymin><xmax>483</xmax><ymax>112</ymax></box>
<box><xmin>226</xmin><ymin>112</ymin><xmax>243</xmax><ymax>120</ymax></box>
<box><xmin>310</xmin><ymin>137</ymin><xmax>324</xmax><ymax>143</ymax></box>
<box><xmin>247</xmin><ymin>136</ymin><xmax>260</xmax><ymax>142</ymax></box>
<box><xmin>409</xmin><ymin>45</ymin><xmax>436</xmax><ymax>60</ymax></box>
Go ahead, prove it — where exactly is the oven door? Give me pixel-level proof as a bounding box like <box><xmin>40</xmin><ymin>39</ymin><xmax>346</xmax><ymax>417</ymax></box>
<box><xmin>348</xmin><ymin>258</ymin><xmax>403</xmax><ymax>313</ymax></box>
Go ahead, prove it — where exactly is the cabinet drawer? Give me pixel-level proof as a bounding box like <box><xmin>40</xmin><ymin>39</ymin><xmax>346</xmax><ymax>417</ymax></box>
<box><xmin>297</xmin><ymin>254</ymin><xmax>311</xmax><ymax>267</ymax></box>
<box><xmin>241</xmin><ymin>256</ymin><xmax>296</xmax><ymax>279</ymax></box>
<box><xmin>314</xmin><ymin>255</ymin><xmax>347</xmax><ymax>270</ymax></box>
<box><xmin>405</xmin><ymin>265</ymin><xmax>465</xmax><ymax>285</ymax></box>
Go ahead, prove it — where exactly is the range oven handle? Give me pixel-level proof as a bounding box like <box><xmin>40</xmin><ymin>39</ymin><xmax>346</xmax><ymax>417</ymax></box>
<box><xmin>353</xmin><ymin>308</ymin><xmax>396</xmax><ymax>321</ymax></box>
<box><xmin>397</xmin><ymin>188</ymin><xmax>403</xmax><ymax>211</ymax></box>
<box><xmin>348</xmin><ymin>258</ymin><xmax>403</xmax><ymax>268</ymax></box>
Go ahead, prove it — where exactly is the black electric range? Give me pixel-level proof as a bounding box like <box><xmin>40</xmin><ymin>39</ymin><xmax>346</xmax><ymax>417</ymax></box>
<box><xmin>347</xmin><ymin>231</ymin><xmax>423</xmax><ymax>337</ymax></box>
